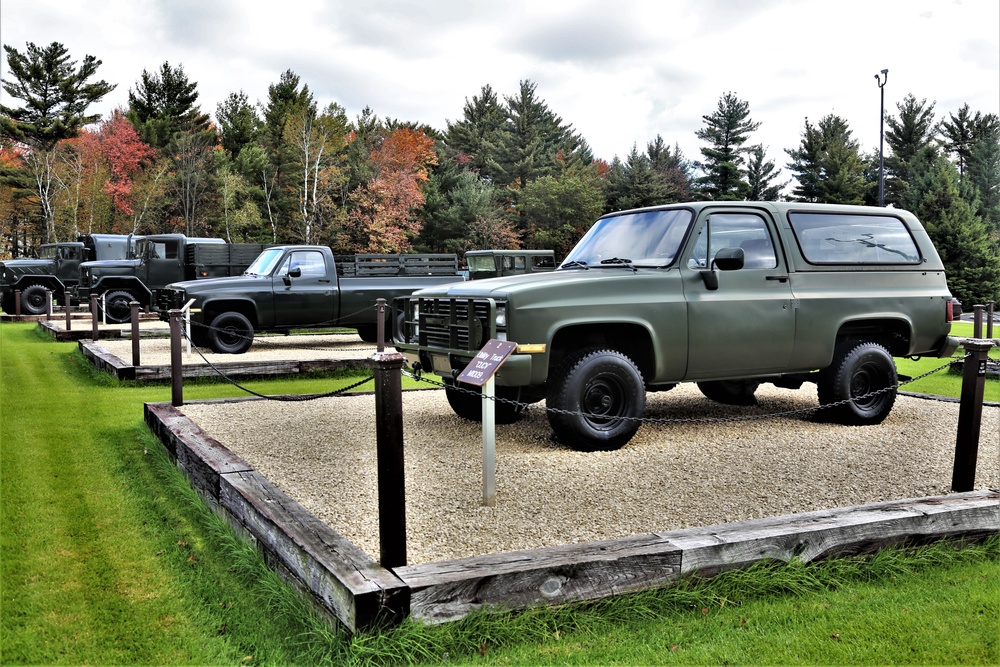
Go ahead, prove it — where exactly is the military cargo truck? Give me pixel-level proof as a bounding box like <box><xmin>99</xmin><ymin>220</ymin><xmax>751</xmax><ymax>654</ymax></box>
<box><xmin>465</xmin><ymin>249</ymin><xmax>556</xmax><ymax>280</ymax></box>
<box><xmin>77</xmin><ymin>234</ymin><xmax>272</xmax><ymax>323</ymax></box>
<box><xmin>0</xmin><ymin>234</ymin><xmax>132</xmax><ymax>315</ymax></box>
<box><xmin>394</xmin><ymin>202</ymin><xmax>960</xmax><ymax>451</ymax></box>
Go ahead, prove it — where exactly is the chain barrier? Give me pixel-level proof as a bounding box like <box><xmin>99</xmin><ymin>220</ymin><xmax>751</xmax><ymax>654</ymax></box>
<box><xmin>180</xmin><ymin>328</ymin><xmax>374</xmax><ymax>401</ymax></box>
<box><xmin>403</xmin><ymin>355</ymin><xmax>968</xmax><ymax>426</ymax></box>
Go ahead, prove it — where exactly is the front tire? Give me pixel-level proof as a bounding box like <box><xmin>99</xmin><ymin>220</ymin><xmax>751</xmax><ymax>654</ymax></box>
<box><xmin>546</xmin><ymin>348</ymin><xmax>645</xmax><ymax>452</ymax></box>
<box><xmin>817</xmin><ymin>342</ymin><xmax>897</xmax><ymax>425</ymax></box>
<box><xmin>444</xmin><ymin>378</ymin><xmax>525</xmax><ymax>424</ymax></box>
<box><xmin>19</xmin><ymin>284</ymin><xmax>48</xmax><ymax>315</ymax></box>
<box><xmin>101</xmin><ymin>290</ymin><xmax>135</xmax><ymax>324</ymax></box>
<box><xmin>207</xmin><ymin>312</ymin><xmax>254</xmax><ymax>354</ymax></box>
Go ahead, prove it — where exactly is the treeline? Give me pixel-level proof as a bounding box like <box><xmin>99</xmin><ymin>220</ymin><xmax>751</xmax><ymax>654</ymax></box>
<box><xmin>1</xmin><ymin>41</ymin><xmax>998</xmax><ymax>305</ymax></box>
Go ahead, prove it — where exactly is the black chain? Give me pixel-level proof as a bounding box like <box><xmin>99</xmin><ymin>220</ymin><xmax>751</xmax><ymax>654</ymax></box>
<box><xmin>182</xmin><ymin>329</ymin><xmax>374</xmax><ymax>401</ymax></box>
<box><xmin>403</xmin><ymin>355</ymin><xmax>966</xmax><ymax>425</ymax></box>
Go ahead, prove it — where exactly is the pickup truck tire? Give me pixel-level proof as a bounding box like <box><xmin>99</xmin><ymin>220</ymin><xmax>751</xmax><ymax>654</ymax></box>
<box><xmin>698</xmin><ymin>380</ymin><xmax>760</xmax><ymax>406</ymax></box>
<box><xmin>546</xmin><ymin>348</ymin><xmax>645</xmax><ymax>452</ymax></box>
<box><xmin>818</xmin><ymin>342</ymin><xmax>897</xmax><ymax>425</ymax></box>
<box><xmin>444</xmin><ymin>379</ymin><xmax>524</xmax><ymax>424</ymax></box>
<box><xmin>356</xmin><ymin>324</ymin><xmax>378</xmax><ymax>344</ymax></box>
<box><xmin>208</xmin><ymin>312</ymin><xmax>254</xmax><ymax>354</ymax></box>
<box><xmin>20</xmin><ymin>284</ymin><xmax>48</xmax><ymax>315</ymax></box>
<box><xmin>102</xmin><ymin>290</ymin><xmax>135</xmax><ymax>324</ymax></box>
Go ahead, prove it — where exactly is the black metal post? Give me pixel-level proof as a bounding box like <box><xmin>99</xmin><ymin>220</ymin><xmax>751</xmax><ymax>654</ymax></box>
<box><xmin>987</xmin><ymin>301</ymin><xmax>994</xmax><ymax>339</ymax></box>
<box><xmin>951</xmin><ymin>340</ymin><xmax>992</xmax><ymax>492</ymax></box>
<box><xmin>169</xmin><ymin>309</ymin><xmax>183</xmax><ymax>407</ymax></box>
<box><xmin>130</xmin><ymin>301</ymin><xmax>141</xmax><ymax>368</ymax></box>
<box><xmin>974</xmin><ymin>304</ymin><xmax>984</xmax><ymax>339</ymax></box>
<box><xmin>64</xmin><ymin>290</ymin><xmax>72</xmax><ymax>331</ymax></box>
<box><xmin>875</xmin><ymin>69</ymin><xmax>888</xmax><ymax>207</ymax></box>
<box><xmin>371</xmin><ymin>300</ymin><xmax>406</xmax><ymax>567</ymax></box>
<box><xmin>90</xmin><ymin>294</ymin><xmax>99</xmax><ymax>341</ymax></box>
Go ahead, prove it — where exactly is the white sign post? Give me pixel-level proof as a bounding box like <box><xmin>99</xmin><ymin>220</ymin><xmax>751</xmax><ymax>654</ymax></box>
<box><xmin>456</xmin><ymin>339</ymin><xmax>517</xmax><ymax>507</ymax></box>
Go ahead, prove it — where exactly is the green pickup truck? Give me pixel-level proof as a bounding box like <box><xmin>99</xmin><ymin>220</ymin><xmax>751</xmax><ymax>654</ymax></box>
<box><xmin>157</xmin><ymin>246</ymin><xmax>463</xmax><ymax>353</ymax></box>
<box><xmin>393</xmin><ymin>202</ymin><xmax>960</xmax><ymax>451</ymax></box>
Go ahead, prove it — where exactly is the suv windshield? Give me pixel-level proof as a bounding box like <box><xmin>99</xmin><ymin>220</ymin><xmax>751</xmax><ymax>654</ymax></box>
<box><xmin>244</xmin><ymin>248</ymin><xmax>286</xmax><ymax>276</ymax></box>
<box><xmin>561</xmin><ymin>209</ymin><xmax>693</xmax><ymax>268</ymax></box>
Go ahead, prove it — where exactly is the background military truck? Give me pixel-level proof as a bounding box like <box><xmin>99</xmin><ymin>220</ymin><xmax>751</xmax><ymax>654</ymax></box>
<box><xmin>394</xmin><ymin>201</ymin><xmax>959</xmax><ymax>452</ymax></box>
<box><xmin>77</xmin><ymin>234</ymin><xmax>272</xmax><ymax>323</ymax></box>
<box><xmin>157</xmin><ymin>246</ymin><xmax>463</xmax><ymax>353</ymax></box>
<box><xmin>465</xmin><ymin>249</ymin><xmax>556</xmax><ymax>280</ymax></box>
<box><xmin>0</xmin><ymin>234</ymin><xmax>132</xmax><ymax>315</ymax></box>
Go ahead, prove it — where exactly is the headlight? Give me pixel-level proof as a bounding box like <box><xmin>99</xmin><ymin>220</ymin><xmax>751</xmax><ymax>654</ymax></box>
<box><xmin>411</xmin><ymin>302</ymin><xmax>420</xmax><ymax>338</ymax></box>
<box><xmin>495</xmin><ymin>304</ymin><xmax>506</xmax><ymax>328</ymax></box>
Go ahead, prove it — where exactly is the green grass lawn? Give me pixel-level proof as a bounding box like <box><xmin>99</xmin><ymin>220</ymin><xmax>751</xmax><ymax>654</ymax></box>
<box><xmin>2</xmin><ymin>322</ymin><xmax>997</xmax><ymax>665</ymax></box>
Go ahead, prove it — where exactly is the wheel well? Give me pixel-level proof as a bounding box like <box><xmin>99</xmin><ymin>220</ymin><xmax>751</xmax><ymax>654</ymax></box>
<box><xmin>92</xmin><ymin>279</ymin><xmax>151</xmax><ymax>305</ymax></box>
<box><xmin>549</xmin><ymin>323</ymin><xmax>655</xmax><ymax>380</ymax></box>
<box><xmin>835</xmin><ymin>319</ymin><xmax>911</xmax><ymax>357</ymax></box>
<box><xmin>15</xmin><ymin>277</ymin><xmax>64</xmax><ymax>293</ymax></box>
<box><xmin>202</xmin><ymin>301</ymin><xmax>258</xmax><ymax>327</ymax></box>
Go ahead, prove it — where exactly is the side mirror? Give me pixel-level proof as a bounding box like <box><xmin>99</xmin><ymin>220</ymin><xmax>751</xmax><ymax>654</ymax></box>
<box><xmin>699</xmin><ymin>247</ymin><xmax>745</xmax><ymax>291</ymax></box>
<box><xmin>283</xmin><ymin>266</ymin><xmax>301</xmax><ymax>286</ymax></box>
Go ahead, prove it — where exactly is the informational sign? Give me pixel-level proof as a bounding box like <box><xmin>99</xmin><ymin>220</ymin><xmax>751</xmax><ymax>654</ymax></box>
<box><xmin>456</xmin><ymin>339</ymin><xmax>517</xmax><ymax>386</ymax></box>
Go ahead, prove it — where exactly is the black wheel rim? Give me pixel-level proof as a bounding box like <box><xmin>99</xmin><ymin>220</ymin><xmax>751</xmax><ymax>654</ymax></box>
<box><xmin>582</xmin><ymin>373</ymin><xmax>628</xmax><ymax>429</ymax></box>
<box><xmin>218</xmin><ymin>327</ymin><xmax>243</xmax><ymax>347</ymax></box>
<box><xmin>108</xmin><ymin>299</ymin><xmax>130</xmax><ymax>321</ymax></box>
<box><xmin>850</xmin><ymin>361</ymin><xmax>889</xmax><ymax>409</ymax></box>
<box><xmin>25</xmin><ymin>291</ymin><xmax>45</xmax><ymax>310</ymax></box>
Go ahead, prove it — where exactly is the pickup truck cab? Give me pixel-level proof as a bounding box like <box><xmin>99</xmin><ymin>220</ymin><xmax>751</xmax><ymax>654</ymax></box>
<box><xmin>394</xmin><ymin>202</ymin><xmax>960</xmax><ymax>451</ymax></box>
<box><xmin>158</xmin><ymin>246</ymin><xmax>463</xmax><ymax>353</ymax></box>
<box><xmin>466</xmin><ymin>249</ymin><xmax>556</xmax><ymax>280</ymax></box>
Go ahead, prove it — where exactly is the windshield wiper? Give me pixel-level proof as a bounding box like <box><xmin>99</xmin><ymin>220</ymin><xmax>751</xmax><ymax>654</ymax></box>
<box><xmin>560</xmin><ymin>260</ymin><xmax>589</xmax><ymax>270</ymax></box>
<box><xmin>599</xmin><ymin>257</ymin><xmax>636</xmax><ymax>271</ymax></box>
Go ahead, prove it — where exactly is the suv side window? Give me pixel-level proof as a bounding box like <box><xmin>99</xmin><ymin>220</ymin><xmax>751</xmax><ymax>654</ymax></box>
<box><xmin>789</xmin><ymin>213</ymin><xmax>921</xmax><ymax>264</ymax></box>
<box><xmin>688</xmin><ymin>213</ymin><xmax>777</xmax><ymax>269</ymax></box>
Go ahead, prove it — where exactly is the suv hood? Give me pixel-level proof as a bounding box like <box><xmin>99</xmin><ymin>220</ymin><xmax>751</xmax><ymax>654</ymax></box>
<box><xmin>410</xmin><ymin>267</ymin><xmax>659</xmax><ymax>300</ymax></box>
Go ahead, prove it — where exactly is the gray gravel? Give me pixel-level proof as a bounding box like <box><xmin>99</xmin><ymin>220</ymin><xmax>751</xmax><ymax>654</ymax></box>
<box><xmin>180</xmin><ymin>383</ymin><xmax>1000</xmax><ymax>565</ymax></box>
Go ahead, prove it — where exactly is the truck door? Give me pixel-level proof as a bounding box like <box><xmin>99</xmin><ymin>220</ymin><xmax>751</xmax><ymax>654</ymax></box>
<box><xmin>681</xmin><ymin>211</ymin><xmax>795</xmax><ymax>379</ymax></box>
<box><xmin>272</xmin><ymin>249</ymin><xmax>336</xmax><ymax>326</ymax></box>
<box><xmin>144</xmin><ymin>239</ymin><xmax>182</xmax><ymax>289</ymax></box>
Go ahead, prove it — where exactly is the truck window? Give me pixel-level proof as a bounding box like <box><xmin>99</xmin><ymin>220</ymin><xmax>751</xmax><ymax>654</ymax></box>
<box><xmin>789</xmin><ymin>213</ymin><xmax>921</xmax><ymax>264</ymax></box>
<box><xmin>533</xmin><ymin>255</ymin><xmax>555</xmax><ymax>269</ymax></box>
<box><xmin>688</xmin><ymin>213</ymin><xmax>776</xmax><ymax>269</ymax></box>
<box><xmin>283</xmin><ymin>250</ymin><xmax>326</xmax><ymax>277</ymax></box>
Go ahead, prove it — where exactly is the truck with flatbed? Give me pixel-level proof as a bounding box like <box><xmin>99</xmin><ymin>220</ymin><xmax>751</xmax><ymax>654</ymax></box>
<box><xmin>393</xmin><ymin>201</ymin><xmax>960</xmax><ymax>451</ymax></box>
<box><xmin>76</xmin><ymin>234</ymin><xmax>272</xmax><ymax>323</ymax></box>
<box><xmin>0</xmin><ymin>234</ymin><xmax>132</xmax><ymax>315</ymax></box>
<box><xmin>156</xmin><ymin>246</ymin><xmax>463</xmax><ymax>353</ymax></box>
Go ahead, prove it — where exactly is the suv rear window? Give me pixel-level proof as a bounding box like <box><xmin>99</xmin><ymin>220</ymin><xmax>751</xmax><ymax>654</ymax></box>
<box><xmin>789</xmin><ymin>212</ymin><xmax>921</xmax><ymax>264</ymax></box>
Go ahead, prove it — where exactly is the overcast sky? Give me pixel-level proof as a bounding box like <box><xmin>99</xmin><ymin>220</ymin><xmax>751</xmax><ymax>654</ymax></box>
<box><xmin>2</xmin><ymin>0</ymin><xmax>998</xmax><ymax>181</ymax></box>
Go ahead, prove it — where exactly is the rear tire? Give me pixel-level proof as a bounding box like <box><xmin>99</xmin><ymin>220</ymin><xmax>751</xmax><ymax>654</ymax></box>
<box><xmin>817</xmin><ymin>342</ymin><xmax>897</xmax><ymax>425</ymax></box>
<box><xmin>208</xmin><ymin>312</ymin><xmax>254</xmax><ymax>354</ymax></box>
<box><xmin>546</xmin><ymin>348</ymin><xmax>645</xmax><ymax>451</ymax></box>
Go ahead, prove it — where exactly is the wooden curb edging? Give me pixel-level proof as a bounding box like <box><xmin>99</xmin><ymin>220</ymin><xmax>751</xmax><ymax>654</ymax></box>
<box><xmin>143</xmin><ymin>398</ymin><xmax>1000</xmax><ymax>633</ymax></box>
<box><xmin>82</xmin><ymin>339</ymin><xmax>371</xmax><ymax>381</ymax></box>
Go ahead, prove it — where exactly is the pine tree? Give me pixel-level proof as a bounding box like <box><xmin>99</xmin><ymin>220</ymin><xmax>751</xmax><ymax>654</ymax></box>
<box><xmin>745</xmin><ymin>146</ymin><xmax>787</xmax><ymax>201</ymax></box>
<box><xmin>605</xmin><ymin>145</ymin><xmax>669</xmax><ymax>211</ymax></box>
<box><xmin>646</xmin><ymin>135</ymin><xmax>692</xmax><ymax>202</ymax></box>
<box><xmin>785</xmin><ymin>115</ymin><xmax>867</xmax><ymax>204</ymax></box>
<box><xmin>126</xmin><ymin>62</ymin><xmax>211</xmax><ymax>150</ymax></box>
<box><xmin>884</xmin><ymin>94</ymin><xmax>938</xmax><ymax>207</ymax></box>
<box><xmin>216</xmin><ymin>90</ymin><xmax>260</xmax><ymax>162</ymax></box>
<box><xmin>1</xmin><ymin>41</ymin><xmax>116</xmax><ymax>150</ymax></box>
<box><xmin>694</xmin><ymin>92</ymin><xmax>760</xmax><ymax>200</ymax></box>
<box><xmin>444</xmin><ymin>84</ymin><xmax>509</xmax><ymax>183</ymax></box>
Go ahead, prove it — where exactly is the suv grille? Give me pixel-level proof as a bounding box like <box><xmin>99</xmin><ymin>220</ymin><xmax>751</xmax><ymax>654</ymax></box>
<box><xmin>411</xmin><ymin>297</ymin><xmax>497</xmax><ymax>351</ymax></box>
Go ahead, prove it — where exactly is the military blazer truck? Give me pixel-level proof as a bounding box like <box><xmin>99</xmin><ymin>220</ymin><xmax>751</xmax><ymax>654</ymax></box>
<box><xmin>393</xmin><ymin>202</ymin><xmax>960</xmax><ymax>452</ymax></box>
<box><xmin>156</xmin><ymin>246</ymin><xmax>463</xmax><ymax>353</ymax></box>
<box><xmin>0</xmin><ymin>234</ymin><xmax>132</xmax><ymax>315</ymax></box>
<box><xmin>77</xmin><ymin>234</ymin><xmax>272</xmax><ymax>323</ymax></box>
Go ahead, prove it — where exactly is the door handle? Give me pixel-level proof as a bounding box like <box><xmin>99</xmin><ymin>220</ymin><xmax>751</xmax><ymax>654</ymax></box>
<box><xmin>766</xmin><ymin>275</ymin><xmax>789</xmax><ymax>282</ymax></box>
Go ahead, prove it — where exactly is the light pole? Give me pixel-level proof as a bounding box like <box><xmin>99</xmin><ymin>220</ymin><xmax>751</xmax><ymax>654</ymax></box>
<box><xmin>875</xmin><ymin>69</ymin><xmax>888</xmax><ymax>207</ymax></box>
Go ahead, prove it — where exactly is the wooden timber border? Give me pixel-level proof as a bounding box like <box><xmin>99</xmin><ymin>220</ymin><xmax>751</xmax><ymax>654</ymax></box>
<box><xmin>78</xmin><ymin>339</ymin><xmax>370</xmax><ymax>381</ymax></box>
<box><xmin>144</xmin><ymin>398</ymin><xmax>999</xmax><ymax>633</ymax></box>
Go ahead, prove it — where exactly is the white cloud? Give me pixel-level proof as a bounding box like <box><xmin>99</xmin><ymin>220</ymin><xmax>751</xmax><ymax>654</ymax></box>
<box><xmin>1</xmin><ymin>0</ymin><xmax>997</xmax><ymax>183</ymax></box>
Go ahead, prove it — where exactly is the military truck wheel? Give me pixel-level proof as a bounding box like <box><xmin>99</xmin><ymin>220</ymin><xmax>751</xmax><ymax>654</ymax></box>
<box><xmin>697</xmin><ymin>379</ymin><xmax>760</xmax><ymax>406</ymax></box>
<box><xmin>102</xmin><ymin>290</ymin><xmax>135</xmax><ymax>324</ymax></box>
<box><xmin>546</xmin><ymin>348</ymin><xmax>645</xmax><ymax>452</ymax></box>
<box><xmin>444</xmin><ymin>378</ymin><xmax>525</xmax><ymax>424</ymax></box>
<box><xmin>208</xmin><ymin>312</ymin><xmax>254</xmax><ymax>354</ymax></box>
<box><xmin>20</xmin><ymin>284</ymin><xmax>49</xmax><ymax>315</ymax></box>
<box><xmin>817</xmin><ymin>342</ymin><xmax>897</xmax><ymax>425</ymax></box>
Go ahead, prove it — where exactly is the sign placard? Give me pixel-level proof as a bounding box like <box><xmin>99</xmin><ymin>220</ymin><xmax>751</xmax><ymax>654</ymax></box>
<box><xmin>456</xmin><ymin>339</ymin><xmax>517</xmax><ymax>387</ymax></box>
